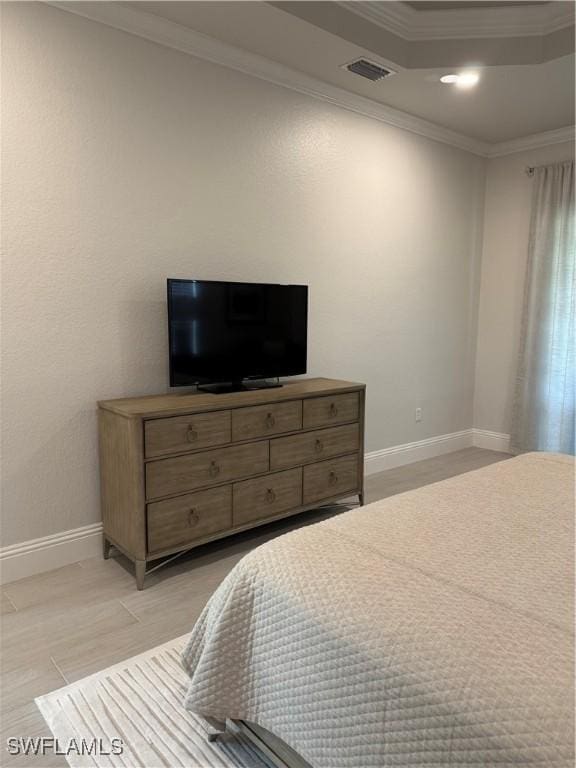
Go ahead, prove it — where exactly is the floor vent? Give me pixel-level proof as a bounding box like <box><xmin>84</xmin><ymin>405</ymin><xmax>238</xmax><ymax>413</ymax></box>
<box><xmin>345</xmin><ymin>59</ymin><xmax>394</xmax><ymax>82</ymax></box>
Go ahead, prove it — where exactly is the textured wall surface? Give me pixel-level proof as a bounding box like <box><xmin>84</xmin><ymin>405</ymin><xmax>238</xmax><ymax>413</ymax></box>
<box><xmin>473</xmin><ymin>141</ymin><xmax>574</xmax><ymax>436</ymax></box>
<box><xmin>2</xmin><ymin>3</ymin><xmax>485</xmax><ymax>546</ymax></box>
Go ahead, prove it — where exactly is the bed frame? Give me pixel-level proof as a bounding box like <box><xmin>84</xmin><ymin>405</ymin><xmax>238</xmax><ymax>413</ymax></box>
<box><xmin>207</xmin><ymin>717</ymin><xmax>311</xmax><ymax>767</ymax></box>
<box><xmin>232</xmin><ymin>721</ymin><xmax>312</xmax><ymax>768</ymax></box>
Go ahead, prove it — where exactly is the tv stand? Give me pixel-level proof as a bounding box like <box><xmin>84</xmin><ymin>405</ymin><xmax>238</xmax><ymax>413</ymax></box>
<box><xmin>198</xmin><ymin>379</ymin><xmax>283</xmax><ymax>394</ymax></box>
<box><xmin>98</xmin><ymin>377</ymin><xmax>365</xmax><ymax>588</ymax></box>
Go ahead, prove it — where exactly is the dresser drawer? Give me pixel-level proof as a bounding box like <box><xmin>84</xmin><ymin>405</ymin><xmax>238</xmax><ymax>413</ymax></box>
<box><xmin>303</xmin><ymin>392</ymin><xmax>359</xmax><ymax>430</ymax></box>
<box><xmin>232</xmin><ymin>400</ymin><xmax>302</xmax><ymax>442</ymax></box>
<box><xmin>147</xmin><ymin>486</ymin><xmax>232</xmax><ymax>553</ymax></box>
<box><xmin>233</xmin><ymin>468</ymin><xmax>302</xmax><ymax>526</ymax></box>
<box><xmin>270</xmin><ymin>423</ymin><xmax>360</xmax><ymax>471</ymax></box>
<box><xmin>303</xmin><ymin>454</ymin><xmax>359</xmax><ymax>504</ymax></box>
<box><xmin>145</xmin><ymin>411</ymin><xmax>231</xmax><ymax>458</ymax></box>
<box><xmin>146</xmin><ymin>441</ymin><xmax>269</xmax><ymax>500</ymax></box>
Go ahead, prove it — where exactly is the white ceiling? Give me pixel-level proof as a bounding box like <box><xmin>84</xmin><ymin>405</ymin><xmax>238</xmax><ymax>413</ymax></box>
<box><xmin>130</xmin><ymin>1</ymin><xmax>574</xmax><ymax>145</ymax></box>
<box><xmin>337</xmin><ymin>0</ymin><xmax>573</xmax><ymax>40</ymax></box>
<box><xmin>364</xmin><ymin>55</ymin><xmax>574</xmax><ymax>143</ymax></box>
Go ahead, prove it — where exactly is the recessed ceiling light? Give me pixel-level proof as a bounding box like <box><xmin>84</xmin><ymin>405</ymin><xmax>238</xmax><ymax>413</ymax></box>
<box><xmin>440</xmin><ymin>71</ymin><xmax>480</xmax><ymax>88</ymax></box>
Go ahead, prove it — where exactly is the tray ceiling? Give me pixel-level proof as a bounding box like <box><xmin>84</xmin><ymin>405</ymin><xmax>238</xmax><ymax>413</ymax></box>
<box><xmin>52</xmin><ymin>1</ymin><xmax>575</xmax><ymax>149</ymax></box>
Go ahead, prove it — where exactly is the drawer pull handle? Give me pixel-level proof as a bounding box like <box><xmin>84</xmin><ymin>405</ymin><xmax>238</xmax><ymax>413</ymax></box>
<box><xmin>209</xmin><ymin>461</ymin><xmax>220</xmax><ymax>477</ymax></box>
<box><xmin>328</xmin><ymin>471</ymin><xmax>338</xmax><ymax>486</ymax></box>
<box><xmin>329</xmin><ymin>403</ymin><xmax>338</xmax><ymax>417</ymax></box>
<box><xmin>266</xmin><ymin>488</ymin><xmax>276</xmax><ymax>504</ymax></box>
<box><xmin>266</xmin><ymin>413</ymin><xmax>276</xmax><ymax>428</ymax></box>
<box><xmin>315</xmin><ymin>439</ymin><xmax>324</xmax><ymax>453</ymax></box>
<box><xmin>186</xmin><ymin>425</ymin><xmax>198</xmax><ymax>442</ymax></box>
<box><xmin>188</xmin><ymin>509</ymin><xmax>200</xmax><ymax>527</ymax></box>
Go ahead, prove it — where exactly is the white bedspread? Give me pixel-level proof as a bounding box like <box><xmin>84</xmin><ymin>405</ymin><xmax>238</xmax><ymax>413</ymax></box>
<box><xmin>182</xmin><ymin>453</ymin><xmax>575</xmax><ymax>767</ymax></box>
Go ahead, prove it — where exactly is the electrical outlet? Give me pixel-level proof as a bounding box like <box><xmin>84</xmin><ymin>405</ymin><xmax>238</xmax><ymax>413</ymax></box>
<box><xmin>415</xmin><ymin>407</ymin><xmax>422</xmax><ymax>423</ymax></box>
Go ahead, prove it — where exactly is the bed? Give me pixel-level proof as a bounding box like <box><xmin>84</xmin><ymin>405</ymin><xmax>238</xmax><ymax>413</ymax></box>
<box><xmin>182</xmin><ymin>452</ymin><xmax>575</xmax><ymax>767</ymax></box>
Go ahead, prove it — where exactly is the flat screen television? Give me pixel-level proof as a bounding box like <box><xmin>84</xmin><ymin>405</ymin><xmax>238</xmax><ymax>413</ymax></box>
<box><xmin>167</xmin><ymin>279</ymin><xmax>308</xmax><ymax>391</ymax></box>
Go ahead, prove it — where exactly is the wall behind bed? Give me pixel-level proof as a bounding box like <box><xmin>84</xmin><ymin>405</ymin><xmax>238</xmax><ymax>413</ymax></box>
<box><xmin>1</xmin><ymin>3</ymin><xmax>485</xmax><ymax>567</ymax></box>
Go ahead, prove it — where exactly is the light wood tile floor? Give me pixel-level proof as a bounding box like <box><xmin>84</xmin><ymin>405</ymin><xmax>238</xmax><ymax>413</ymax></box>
<box><xmin>0</xmin><ymin>447</ymin><xmax>509</xmax><ymax>767</ymax></box>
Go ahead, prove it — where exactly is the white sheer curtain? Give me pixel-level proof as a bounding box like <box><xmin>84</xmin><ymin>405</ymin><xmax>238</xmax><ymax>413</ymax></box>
<box><xmin>511</xmin><ymin>160</ymin><xmax>575</xmax><ymax>455</ymax></box>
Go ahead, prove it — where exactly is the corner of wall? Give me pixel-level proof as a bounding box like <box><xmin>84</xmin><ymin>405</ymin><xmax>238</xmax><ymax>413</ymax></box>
<box><xmin>471</xmin><ymin>140</ymin><xmax>574</xmax><ymax>446</ymax></box>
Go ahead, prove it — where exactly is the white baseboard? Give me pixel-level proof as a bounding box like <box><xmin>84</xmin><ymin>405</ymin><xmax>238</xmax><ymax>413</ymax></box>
<box><xmin>471</xmin><ymin>429</ymin><xmax>512</xmax><ymax>453</ymax></box>
<box><xmin>0</xmin><ymin>428</ymin><xmax>510</xmax><ymax>585</ymax></box>
<box><xmin>0</xmin><ymin>523</ymin><xmax>103</xmax><ymax>585</ymax></box>
<box><xmin>364</xmin><ymin>428</ymin><xmax>474</xmax><ymax>475</ymax></box>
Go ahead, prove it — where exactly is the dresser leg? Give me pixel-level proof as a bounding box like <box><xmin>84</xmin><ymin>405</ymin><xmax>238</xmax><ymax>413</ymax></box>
<box><xmin>135</xmin><ymin>560</ymin><xmax>146</xmax><ymax>590</ymax></box>
<box><xmin>103</xmin><ymin>536</ymin><xmax>111</xmax><ymax>560</ymax></box>
<box><xmin>359</xmin><ymin>492</ymin><xmax>365</xmax><ymax>506</ymax></box>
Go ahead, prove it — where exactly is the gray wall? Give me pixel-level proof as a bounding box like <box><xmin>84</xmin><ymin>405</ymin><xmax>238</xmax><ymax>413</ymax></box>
<box><xmin>473</xmin><ymin>141</ymin><xmax>575</xmax><ymax>436</ymax></box>
<box><xmin>1</xmin><ymin>3</ymin><xmax>485</xmax><ymax>546</ymax></box>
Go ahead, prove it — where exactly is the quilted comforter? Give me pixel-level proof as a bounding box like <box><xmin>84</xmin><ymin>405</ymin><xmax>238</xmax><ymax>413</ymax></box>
<box><xmin>182</xmin><ymin>452</ymin><xmax>575</xmax><ymax>767</ymax></box>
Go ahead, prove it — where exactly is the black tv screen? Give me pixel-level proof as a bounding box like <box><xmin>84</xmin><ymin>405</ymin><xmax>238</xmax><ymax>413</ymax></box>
<box><xmin>167</xmin><ymin>279</ymin><xmax>308</xmax><ymax>387</ymax></box>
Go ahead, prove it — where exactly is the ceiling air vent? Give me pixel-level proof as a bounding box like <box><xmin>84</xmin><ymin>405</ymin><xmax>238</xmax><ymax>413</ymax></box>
<box><xmin>345</xmin><ymin>59</ymin><xmax>394</xmax><ymax>82</ymax></box>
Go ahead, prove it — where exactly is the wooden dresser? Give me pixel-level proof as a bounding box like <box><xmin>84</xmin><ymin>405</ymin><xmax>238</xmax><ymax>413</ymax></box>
<box><xmin>98</xmin><ymin>377</ymin><xmax>365</xmax><ymax>588</ymax></box>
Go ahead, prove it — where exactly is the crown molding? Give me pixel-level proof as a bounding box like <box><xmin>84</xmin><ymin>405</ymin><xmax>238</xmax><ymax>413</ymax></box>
<box><xmin>486</xmin><ymin>126</ymin><xmax>575</xmax><ymax>158</ymax></box>
<box><xmin>340</xmin><ymin>1</ymin><xmax>574</xmax><ymax>40</ymax></box>
<box><xmin>47</xmin><ymin>1</ymin><xmax>489</xmax><ymax>156</ymax></box>
<box><xmin>45</xmin><ymin>2</ymin><xmax>573</xmax><ymax>160</ymax></box>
